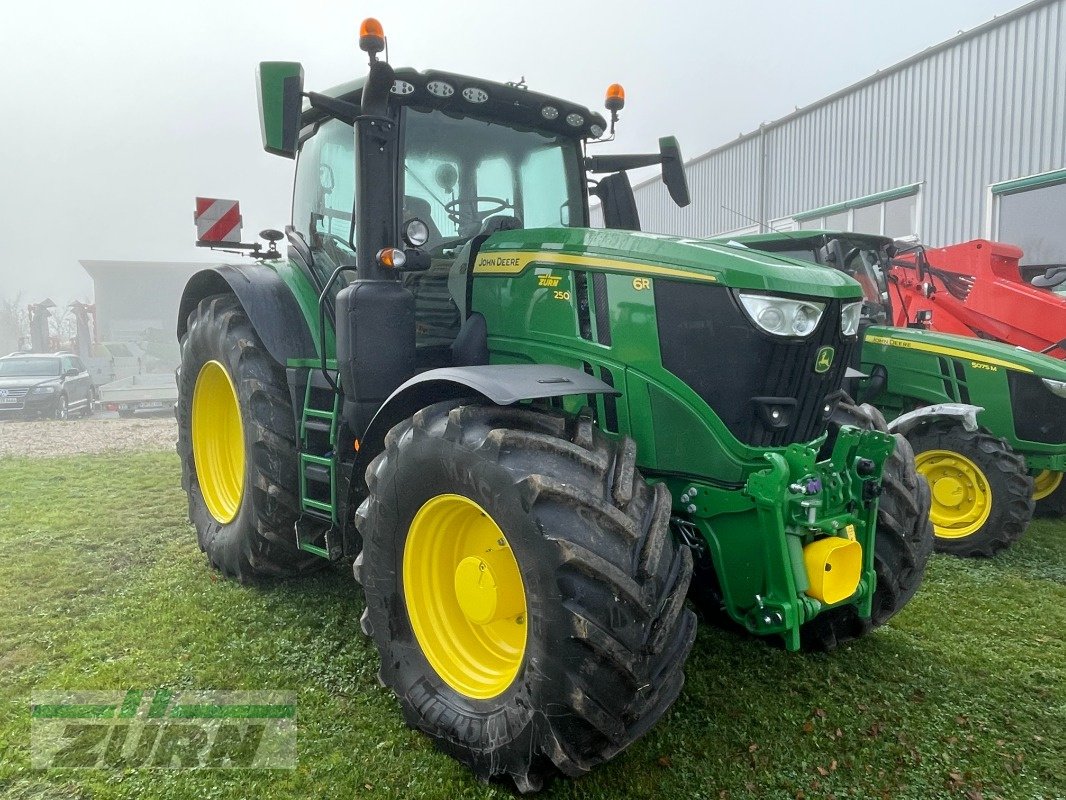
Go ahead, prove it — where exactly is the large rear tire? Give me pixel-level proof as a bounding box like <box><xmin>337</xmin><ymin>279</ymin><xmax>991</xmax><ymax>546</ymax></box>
<box><xmin>907</xmin><ymin>422</ymin><xmax>1033</xmax><ymax>557</ymax></box>
<box><xmin>177</xmin><ymin>293</ymin><xmax>321</xmax><ymax>582</ymax></box>
<box><xmin>801</xmin><ymin>402</ymin><xmax>934</xmax><ymax>650</ymax></box>
<box><xmin>356</xmin><ymin>403</ymin><xmax>696</xmax><ymax>791</ymax></box>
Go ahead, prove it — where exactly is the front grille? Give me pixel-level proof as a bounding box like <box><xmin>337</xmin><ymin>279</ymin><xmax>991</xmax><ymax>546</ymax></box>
<box><xmin>1009</xmin><ymin>372</ymin><xmax>1066</xmax><ymax>444</ymax></box>
<box><xmin>655</xmin><ymin>281</ymin><xmax>854</xmax><ymax>447</ymax></box>
<box><xmin>0</xmin><ymin>387</ymin><xmax>28</xmax><ymax>410</ymax></box>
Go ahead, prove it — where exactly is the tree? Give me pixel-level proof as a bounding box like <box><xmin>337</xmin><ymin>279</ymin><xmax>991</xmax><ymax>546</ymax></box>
<box><xmin>0</xmin><ymin>292</ymin><xmax>27</xmax><ymax>354</ymax></box>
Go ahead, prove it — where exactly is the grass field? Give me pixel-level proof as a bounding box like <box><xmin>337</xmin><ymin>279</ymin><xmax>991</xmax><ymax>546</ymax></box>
<box><xmin>0</xmin><ymin>452</ymin><xmax>1063</xmax><ymax>799</ymax></box>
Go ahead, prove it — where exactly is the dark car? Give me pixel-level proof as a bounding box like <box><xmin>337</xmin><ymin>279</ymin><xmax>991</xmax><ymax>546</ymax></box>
<box><xmin>0</xmin><ymin>353</ymin><xmax>94</xmax><ymax>420</ymax></box>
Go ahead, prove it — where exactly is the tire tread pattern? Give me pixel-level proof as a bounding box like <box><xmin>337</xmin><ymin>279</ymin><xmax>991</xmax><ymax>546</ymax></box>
<box><xmin>802</xmin><ymin>401</ymin><xmax>934</xmax><ymax>650</ymax></box>
<box><xmin>907</xmin><ymin>421</ymin><xmax>1033</xmax><ymax>557</ymax></box>
<box><xmin>357</xmin><ymin>402</ymin><xmax>696</xmax><ymax>790</ymax></box>
<box><xmin>177</xmin><ymin>293</ymin><xmax>321</xmax><ymax>582</ymax></box>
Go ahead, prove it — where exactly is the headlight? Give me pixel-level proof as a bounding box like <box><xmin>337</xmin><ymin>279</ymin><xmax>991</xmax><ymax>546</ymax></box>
<box><xmin>841</xmin><ymin>301</ymin><xmax>862</xmax><ymax>336</ymax></box>
<box><xmin>32</xmin><ymin>386</ymin><xmax>56</xmax><ymax>394</ymax></box>
<box><xmin>738</xmin><ymin>293</ymin><xmax>826</xmax><ymax>337</ymax></box>
<box><xmin>1042</xmin><ymin>378</ymin><xmax>1066</xmax><ymax>398</ymax></box>
<box><xmin>402</xmin><ymin>217</ymin><xmax>429</xmax><ymax>247</ymax></box>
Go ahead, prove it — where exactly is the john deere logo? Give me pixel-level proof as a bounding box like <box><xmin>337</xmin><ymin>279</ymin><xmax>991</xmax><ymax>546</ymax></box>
<box><xmin>814</xmin><ymin>346</ymin><xmax>835</xmax><ymax>374</ymax></box>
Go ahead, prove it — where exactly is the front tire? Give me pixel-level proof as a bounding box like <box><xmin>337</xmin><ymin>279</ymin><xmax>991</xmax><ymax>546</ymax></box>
<box><xmin>802</xmin><ymin>401</ymin><xmax>934</xmax><ymax>650</ymax></box>
<box><xmin>1033</xmin><ymin>470</ymin><xmax>1066</xmax><ymax>518</ymax></box>
<box><xmin>177</xmin><ymin>293</ymin><xmax>320</xmax><ymax>582</ymax></box>
<box><xmin>908</xmin><ymin>423</ymin><xmax>1033</xmax><ymax>557</ymax></box>
<box><xmin>356</xmin><ymin>404</ymin><xmax>696</xmax><ymax>791</ymax></box>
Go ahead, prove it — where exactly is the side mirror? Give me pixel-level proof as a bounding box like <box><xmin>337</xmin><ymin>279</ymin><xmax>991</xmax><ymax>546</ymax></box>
<box><xmin>435</xmin><ymin>163</ymin><xmax>459</xmax><ymax>193</ymax></box>
<box><xmin>658</xmin><ymin>137</ymin><xmax>690</xmax><ymax>208</ymax></box>
<box><xmin>257</xmin><ymin>61</ymin><xmax>305</xmax><ymax>158</ymax></box>
<box><xmin>914</xmin><ymin>247</ymin><xmax>931</xmax><ymax>282</ymax></box>
<box><xmin>64</xmin><ymin>368</ymin><xmax>79</xmax><ymax>377</ymax></box>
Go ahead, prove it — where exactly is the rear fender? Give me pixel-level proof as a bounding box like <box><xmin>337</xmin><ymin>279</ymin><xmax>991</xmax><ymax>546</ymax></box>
<box><xmin>176</xmin><ymin>265</ymin><xmax>317</xmax><ymax>365</ymax></box>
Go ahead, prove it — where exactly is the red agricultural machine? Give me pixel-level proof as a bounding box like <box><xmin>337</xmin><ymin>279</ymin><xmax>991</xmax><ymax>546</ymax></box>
<box><xmin>889</xmin><ymin>239</ymin><xmax>1066</xmax><ymax>358</ymax></box>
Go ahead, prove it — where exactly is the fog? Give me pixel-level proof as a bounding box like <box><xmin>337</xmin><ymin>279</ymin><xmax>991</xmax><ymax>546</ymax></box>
<box><xmin>1</xmin><ymin>0</ymin><xmax>1015</xmax><ymax>310</ymax></box>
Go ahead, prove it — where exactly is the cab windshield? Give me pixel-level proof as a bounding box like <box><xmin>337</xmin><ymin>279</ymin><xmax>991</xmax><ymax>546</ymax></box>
<box><xmin>399</xmin><ymin>109</ymin><xmax>586</xmax><ymax>360</ymax></box>
<box><xmin>402</xmin><ymin>108</ymin><xmax>586</xmax><ymax>247</ymax></box>
<box><xmin>833</xmin><ymin>241</ymin><xmax>889</xmax><ymax>305</ymax></box>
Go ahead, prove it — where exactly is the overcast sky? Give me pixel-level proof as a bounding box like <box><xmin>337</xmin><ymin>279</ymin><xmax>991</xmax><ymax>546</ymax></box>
<box><xmin>1</xmin><ymin>0</ymin><xmax>1017</xmax><ymax>308</ymax></box>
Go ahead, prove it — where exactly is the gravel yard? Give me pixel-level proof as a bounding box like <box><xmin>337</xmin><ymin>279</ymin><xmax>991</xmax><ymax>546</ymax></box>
<box><xmin>0</xmin><ymin>415</ymin><xmax>177</xmax><ymax>458</ymax></box>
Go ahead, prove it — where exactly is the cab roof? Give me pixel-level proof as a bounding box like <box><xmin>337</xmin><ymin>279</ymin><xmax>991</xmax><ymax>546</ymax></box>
<box><xmin>728</xmin><ymin>230</ymin><xmax>894</xmax><ymax>249</ymax></box>
<box><xmin>302</xmin><ymin>67</ymin><xmax>607</xmax><ymax>141</ymax></box>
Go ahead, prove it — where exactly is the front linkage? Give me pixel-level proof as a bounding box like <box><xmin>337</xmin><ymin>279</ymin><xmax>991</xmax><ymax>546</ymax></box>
<box><xmin>666</xmin><ymin>424</ymin><xmax>895</xmax><ymax>650</ymax></box>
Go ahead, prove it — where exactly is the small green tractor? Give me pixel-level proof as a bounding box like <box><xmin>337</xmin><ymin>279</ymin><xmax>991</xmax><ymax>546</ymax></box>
<box><xmin>177</xmin><ymin>22</ymin><xmax>932</xmax><ymax>790</ymax></box>
<box><xmin>731</xmin><ymin>230</ymin><xmax>1066</xmax><ymax>556</ymax></box>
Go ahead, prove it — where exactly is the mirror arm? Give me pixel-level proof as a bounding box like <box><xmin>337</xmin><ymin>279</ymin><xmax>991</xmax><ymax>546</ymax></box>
<box><xmin>585</xmin><ymin>153</ymin><xmax>662</xmax><ymax>173</ymax></box>
<box><xmin>306</xmin><ymin>92</ymin><xmax>360</xmax><ymax>125</ymax></box>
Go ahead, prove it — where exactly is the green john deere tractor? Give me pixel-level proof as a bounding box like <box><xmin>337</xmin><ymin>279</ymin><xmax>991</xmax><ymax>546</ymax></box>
<box><xmin>731</xmin><ymin>230</ymin><xmax>1066</xmax><ymax>556</ymax></box>
<box><xmin>177</xmin><ymin>22</ymin><xmax>932</xmax><ymax>790</ymax></box>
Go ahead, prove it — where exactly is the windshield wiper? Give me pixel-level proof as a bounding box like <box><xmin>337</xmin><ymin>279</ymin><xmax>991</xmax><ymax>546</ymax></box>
<box><xmin>404</xmin><ymin>166</ymin><xmax>450</xmax><ymax>213</ymax></box>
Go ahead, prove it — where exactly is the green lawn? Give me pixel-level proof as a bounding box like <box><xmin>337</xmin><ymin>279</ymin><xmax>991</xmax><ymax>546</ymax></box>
<box><xmin>0</xmin><ymin>452</ymin><xmax>1063</xmax><ymax>799</ymax></box>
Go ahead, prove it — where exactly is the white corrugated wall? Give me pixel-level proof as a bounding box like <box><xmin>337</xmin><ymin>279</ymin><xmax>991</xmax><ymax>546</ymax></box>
<box><xmin>628</xmin><ymin>0</ymin><xmax>1066</xmax><ymax>246</ymax></box>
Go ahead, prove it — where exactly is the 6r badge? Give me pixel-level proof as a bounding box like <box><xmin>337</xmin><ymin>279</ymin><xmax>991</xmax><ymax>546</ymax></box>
<box><xmin>814</xmin><ymin>346</ymin><xmax>835</xmax><ymax>374</ymax></box>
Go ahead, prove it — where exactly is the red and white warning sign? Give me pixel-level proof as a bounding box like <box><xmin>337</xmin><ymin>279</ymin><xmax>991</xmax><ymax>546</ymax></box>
<box><xmin>194</xmin><ymin>197</ymin><xmax>243</xmax><ymax>243</ymax></box>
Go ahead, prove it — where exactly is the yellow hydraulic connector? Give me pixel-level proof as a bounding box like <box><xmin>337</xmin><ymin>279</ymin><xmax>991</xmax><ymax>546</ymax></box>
<box><xmin>803</xmin><ymin>537</ymin><xmax>863</xmax><ymax>605</ymax></box>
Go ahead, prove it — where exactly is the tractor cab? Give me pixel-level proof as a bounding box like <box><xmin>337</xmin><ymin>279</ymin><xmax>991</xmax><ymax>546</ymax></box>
<box><xmin>246</xmin><ymin>37</ymin><xmax>690</xmax><ymax>409</ymax></box>
<box><xmin>290</xmin><ymin>70</ymin><xmax>598</xmax><ymax>367</ymax></box>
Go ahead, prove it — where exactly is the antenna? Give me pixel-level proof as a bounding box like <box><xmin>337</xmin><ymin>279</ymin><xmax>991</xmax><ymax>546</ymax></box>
<box><xmin>719</xmin><ymin>205</ymin><xmax>800</xmax><ymax>239</ymax></box>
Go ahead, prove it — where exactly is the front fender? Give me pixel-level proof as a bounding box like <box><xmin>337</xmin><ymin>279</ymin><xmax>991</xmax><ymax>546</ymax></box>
<box><xmin>886</xmin><ymin>403</ymin><xmax>984</xmax><ymax>436</ymax></box>
<box><xmin>352</xmin><ymin>364</ymin><xmax>619</xmax><ymax>479</ymax></box>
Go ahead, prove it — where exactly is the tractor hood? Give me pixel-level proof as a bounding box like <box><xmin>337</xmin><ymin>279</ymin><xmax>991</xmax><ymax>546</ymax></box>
<box><xmin>864</xmin><ymin>324</ymin><xmax>1066</xmax><ymax>380</ymax></box>
<box><xmin>475</xmin><ymin>228</ymin><xmax>864</xmax><ymax>300</ymax></box>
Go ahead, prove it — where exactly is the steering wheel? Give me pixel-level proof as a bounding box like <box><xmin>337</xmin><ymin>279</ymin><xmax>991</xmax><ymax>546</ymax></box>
<box><xmin>444</xmin><ymin>197</ymin><xmax>513</xmax><ymax>225</ymax></box>
<box><xmin>861</xmin><ymin>299</ymin><xmax>888</xmax><ymax>324</ymax></box>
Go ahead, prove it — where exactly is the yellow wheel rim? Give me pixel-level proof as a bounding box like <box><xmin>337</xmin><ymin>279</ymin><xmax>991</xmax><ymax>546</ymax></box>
<box><xmin>403</xmin><ymin>494</ymin><xmax>527</xmax><ymax>700</ymax></box>
<box><xmin>1032</xmin><ymin>470</ymin><xmax>1063</xmax><ymax>501</ymax></box>
<box><xmin>914</xmin><ymin>449</ymin><xmax>992</xmax><ymax>539</ymax></box>
<box><xmin>191</xmin><ymin>360</ymin><xmax>245</xmax><ymax>524</ymax></box>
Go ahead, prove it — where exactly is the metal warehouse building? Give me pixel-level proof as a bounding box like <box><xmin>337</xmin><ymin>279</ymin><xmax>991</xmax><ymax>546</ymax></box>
<box><xmin>627</xmin><ymin>0</ymin><xmax>1066</xmax><ymax>265</ymax></box>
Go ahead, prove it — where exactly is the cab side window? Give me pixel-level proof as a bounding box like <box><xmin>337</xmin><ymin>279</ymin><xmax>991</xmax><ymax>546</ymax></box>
<box><xmin>292</xmin><ymin>119</ymin><xmax>357</xmax><ymax>271</ymax></box>
<box><xmin>60</xmin><ymin>357</ymin><xmax>75</xmax><ymax>374</ymax></box>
